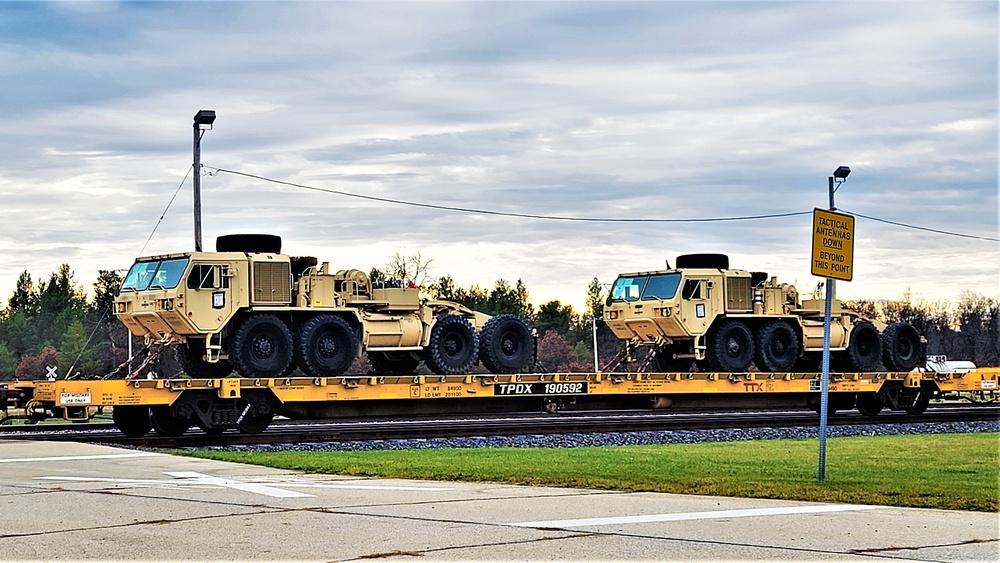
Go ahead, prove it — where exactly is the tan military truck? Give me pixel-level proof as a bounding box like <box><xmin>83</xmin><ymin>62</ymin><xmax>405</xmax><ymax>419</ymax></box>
<box><xmin>114</xmin><ymin>235</ymin><xmax>534</xmax><ymax>379</ymax></box>
<box><xmin>604</xmin><ymin>254</ymin><xmax>922</xmax><ymax>373</ymax></box>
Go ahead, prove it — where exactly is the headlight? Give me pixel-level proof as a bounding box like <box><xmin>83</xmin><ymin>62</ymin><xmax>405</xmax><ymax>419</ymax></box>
<box><xmin>159</xmin><ymin>299</ymin><xmax>174</xmax><ymax>311</ymax></box>
<box><xmin>660</xmin><ymin>307</ymin><xmax>671</xmax><ymax>317</ymax></box>
<box><xmin>115</xmin><ymin>302</ymin><xmax>127</xmax><ymax>314</ymax></box>
<box><xmin>607</xmin><ymin>310</ymin><xmax>619</xmax><ymax>320</ymax></box>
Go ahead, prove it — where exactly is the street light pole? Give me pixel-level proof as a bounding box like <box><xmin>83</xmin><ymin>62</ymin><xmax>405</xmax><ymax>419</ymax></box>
<box><xmin>818</xmin><ymin>165</ymin><xmax>850</xmax><ymax>482</ymax></box>
<box><xmin>192</xmin><ymin>110</ymin><xmax>216</xmax><ymax>252</ymax></box>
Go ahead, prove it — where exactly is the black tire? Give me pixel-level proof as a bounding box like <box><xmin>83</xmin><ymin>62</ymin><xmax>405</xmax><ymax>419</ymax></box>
<box><xmin>479</xmin><ymin>314</ymin><xmax>534</xmax><ymax>374</ymax></box>
<box><xmin>176</xmin><ymin>339</ymin><xmax>233</xmax><ymax>378</ymax></box>
<box><xmin>753</xmin><ymin>320</ymin><xmax>800</xmax><ymax>372</ymax></box>
<box><xmin>424</xmin><ymin>314</ymin><xmax>479</xmax><ymax>375</ymax></box>
<box><xmin>855</xmin><ymin>392</ymin><xmax>884</xmax><ymax>416</ymax></box>
<box><xmin>842</xmin><ymin>320</ymin><xmax>882</xmax><ymax>372</ymax></box>
<box><xmin>368</xmin><ymin>351</ymin><xmax>421</xmax><ymax>375</ymax></box>
<box><xmin>654</xmin><ymin>345</ymin><xmax>681</xmax><ymax>372</ymax></box>
<box><xmin>149</xmin><ymin>406</ymin><xmax>191</xmax><ymax>437</ymax></box>
<box><xmin>228</xmin><ymin>314</ymin><xmax>294</xmax><ymax>378</ymax></box>
<box><xmin>235</xmin><ymin>392</ymin><xmax>274</xmax><ymax>434</ymax></box>
<box><xmin>881</xmin><ymin>322</ymin><xmax>922</xmax><ymax>372</ymax></box>
<box><xmin>112</xmin><ymin>406</ymin><xmax>152</xmax><ymax>438</ymax></box>
<box><xmin>294</xmin><ymin>315</ymin><xmax>358</xmax><ymax>377</ymax></box>
<box><xmin>707</xmin><ymin>320</ymin><xmax>754</xmax><ymax>372</ymax></box>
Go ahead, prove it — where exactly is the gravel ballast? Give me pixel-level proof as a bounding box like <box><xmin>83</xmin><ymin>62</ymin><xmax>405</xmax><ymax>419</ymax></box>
<box><xmin>204</xmin><ymin>420</ymin><xmax>999</xmax><ymax>453</ymax></box>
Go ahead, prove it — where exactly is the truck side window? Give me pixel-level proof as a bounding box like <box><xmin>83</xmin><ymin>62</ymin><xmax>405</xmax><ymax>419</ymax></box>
<box><xmin>188</xmin><ymin>265</ymin><xmax>228</xmax><ymax>290</ymax></box>
<box><xmin>682</xmin><ymin>279</ymin><xmax>703</xmax><ymax>299</ymax></box>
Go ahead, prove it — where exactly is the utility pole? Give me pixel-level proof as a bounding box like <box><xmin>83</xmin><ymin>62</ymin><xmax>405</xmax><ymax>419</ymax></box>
<box><xmin>192</xmin><ymin>110</ymin><xmax>216</xmax><ymax>252</ymax></box>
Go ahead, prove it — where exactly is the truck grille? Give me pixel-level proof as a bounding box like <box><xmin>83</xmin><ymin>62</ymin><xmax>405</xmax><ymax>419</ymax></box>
<box><xmin>726</xmin><ymin>277</ymin><xmax>751</xmax><ymax>312</ymax></box>
<box><xmin>253</xmin><ymin>262</ymin><xmax>291</xmax><ymax>304</ymax></box>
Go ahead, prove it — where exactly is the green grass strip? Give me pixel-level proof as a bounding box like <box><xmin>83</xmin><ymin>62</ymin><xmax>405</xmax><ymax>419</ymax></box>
<box><xmin>179</xmin><ymin>432</ymin><xmax>1000</xmax><ymax>512</ymax></box>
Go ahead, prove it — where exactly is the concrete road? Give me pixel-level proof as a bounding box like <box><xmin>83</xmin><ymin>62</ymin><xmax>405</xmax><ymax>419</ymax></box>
<box><xmin>1</xmin><ymin>440</ymin><xmax>997</xmax><ymax>561</ymax></box>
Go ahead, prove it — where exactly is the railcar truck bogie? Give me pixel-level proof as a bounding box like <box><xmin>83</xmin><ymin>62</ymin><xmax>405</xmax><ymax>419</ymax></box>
<box><xmin>114</xmin><ymin>234</ymin><xmax>534</xmax><ymax>379</ymax></box>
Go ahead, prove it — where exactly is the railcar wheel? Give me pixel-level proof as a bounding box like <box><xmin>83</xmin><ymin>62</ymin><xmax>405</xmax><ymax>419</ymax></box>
<box><xmin>707</xmin><ymin>320</ymin><xmax>754</xmax><ymax>372</ymax></box>
<box><xmin>841</xmin><ymin>321</ymin><xmax>882</xmax><ymax>372</ymax></box>
<box><xmin>424</xmin><ymin>314</ymin><xmax>479</xmax><ymax>375</ymax></box>
<box><xmin>228</xmin><ymin>314</ymin><xmax>294</xmax><ymax>378</ymax></box>
<box><xmin>295</xmin><ymin>315</ymin><xmax>358</xmax><ymax>377</ymax></box>
<box><xmin>235</xmin><ymin>392</ymin><xmax>274</xmax><ymax>434</ymax></box>
<box><xmin>149</xmin><ymin>406</ymin><xmax>191</xmax><ymax>437</ymax></box>
<box><xmin>479</xmin><ymin>314</ymin><xmax>534</xmax><ymax>374</ymax></box>
<box><xmin>754</xmin><ymin>320</ymin><xmax>800</xmax><ymax>372</ymax></box>
<box><xmin>176</xmin><ymin>339</ymin><xmax>233</xmax><ymax>378</ymax></box>
<box><xmin>368</xmin><ymin>351</ymin><xmax>421</xmax><ymax>375</ymax></box>
<box><xmin>905</xmin><ymin>390</ymin><xmax>930</xmax><ymax>415</ymax></box>
<box><xmin>855</xmin><ymin>392</ymin><xmax>884</xmax><ymax>416</ymax></box>
<box><xmin>112</xmin><ymin>406</ymin><xmax>152</xmax><ymax>438</ymax></box>
<box><xmin>881</xmin><ymin>322</ymin><xmax>922</xmax><ymax>372</ymax></box>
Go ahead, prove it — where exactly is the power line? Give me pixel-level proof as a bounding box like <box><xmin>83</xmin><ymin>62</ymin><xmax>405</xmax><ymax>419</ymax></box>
<box><xmin>209</xmin><ymin>166</ymin><xmax>999</xmax><ymax>241</ymax></box>
<box><xmin>209</xmin><ymin>167</ymin><xmax>811</xmax><ymax>223</ymax></box>
<box><xmin>139</xmin><ymin>165</ymin><xmax>194</xmax><ymax>256</ymax></box>
<box><xmin>843</xmin><ymin>210</ymin><xmax>999</xmax><ymax>242</ymax></box>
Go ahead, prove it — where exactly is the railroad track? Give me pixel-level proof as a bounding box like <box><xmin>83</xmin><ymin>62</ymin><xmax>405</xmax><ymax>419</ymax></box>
<box><xmin>2</xmin><ymin>404</ymin><xmax>996</xmax><ymax>449</ymax></box>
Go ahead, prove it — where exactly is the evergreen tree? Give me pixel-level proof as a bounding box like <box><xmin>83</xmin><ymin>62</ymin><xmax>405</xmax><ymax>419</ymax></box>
<box><xmin>0</xmin><ymin>342</ymin><xmax>16</xmax><ymax>380</ymax></box>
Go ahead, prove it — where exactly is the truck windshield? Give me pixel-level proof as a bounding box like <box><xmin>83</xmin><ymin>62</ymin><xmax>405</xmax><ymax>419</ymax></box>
<box><xmin>121</xmin><ymin>258</ymin><xmax>190</xmax><ymax>291</ymax></box>
<box><xmin>641</xmin><ymin>273</ymin><xmax>682</xmax><ymax>300</ymax></box>
<box><xmin>610</xmin><ymin>276</ymin><xmax>647</xmax><ymax>302</ymax></box>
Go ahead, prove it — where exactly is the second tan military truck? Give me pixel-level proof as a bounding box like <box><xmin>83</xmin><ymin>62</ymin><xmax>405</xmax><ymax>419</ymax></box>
<box><xmin>115</xmin><ymin>235</ymin><xmax>535</xmax><ymax>378</ymax></box>
<box><xmin>604</xmin><ymin>254</ymin><xmax>922</xmax><ymax>373</ymax></box>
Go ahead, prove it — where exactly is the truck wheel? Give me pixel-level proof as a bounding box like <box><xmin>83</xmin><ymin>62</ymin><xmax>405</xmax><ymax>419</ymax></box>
<box><xmin>881</xmin><ymin>322</ymin><xmax>921</xmax><ymax>371</ymax></box>
<box><xmin>753</xmin><ymin>320</ymin><xmax>799</xmax><ymax>372</ymax></box>
<box><xmin>369</xmin><ymin>351</ymin><xmax>420</xmax><ymax>375</ymax></box>
<box><xmin>112</xmin><ymin>406</ymin><xmax>152</xmax><ymax>438</ymax></box>
<box><xmin>228</xmin><ymin>314</ymin><xmax>294</xmax><ymax>378</ymax></box>
<box><xmin>654</xmin><ymin>345</ymin><xmax>681</xmax><ymax>372</ymax></box>
<box><xmin>707</xmin><ymin>320</ymin><xmax>754</xmax><ymax>372</ymax></box>
<box><xmin>149</xmin><ymin>405</ymin><xmax>191</xmax><ymax>437</ymax></box>
<box><xmin>295</xmin><ymin>315</ymin><xmax>358</xmax><ymax>377</ymax></box>
<box><xmin>176</xmin><ymin>339</ymin><xmax>233</xmax><ymax>378</ymax></box>
<box><xmin>424</xmin><ymin>314</ymin><xmax>479</xmax><ymax>375</ymax></box>
<box><xmin>479</xmin><ymin>314</ymin><xmax>534</xmax><ymax>374</ymax></box>
<box><xmin>842</xmin><ymin>320</ymin><xmax>881</xmax><ymax>372</ymax></box>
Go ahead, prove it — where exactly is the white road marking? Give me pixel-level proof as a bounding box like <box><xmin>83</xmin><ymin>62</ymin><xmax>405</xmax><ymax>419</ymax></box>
<box><xmin>511</xmin><ymin>504</ymin><xmax>879</xmax><ymax>528</ymax></box>
<box><xmin>0</xmin><ymin>452</ymin><xmax>161</xmax><ymax>463</ymax></box>
<box><xmin>165</xmin><ymin>471</ymin><xmax>312</xmax><ymax>498</ymax></box>
<box><xmin>36</xmin><ymin>471</ymin><xmax>452</xmax><ymax>498</ymax></box>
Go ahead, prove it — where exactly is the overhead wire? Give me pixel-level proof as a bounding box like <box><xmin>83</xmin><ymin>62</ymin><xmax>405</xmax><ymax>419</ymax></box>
<box><xmin>210</xmin><ymin>166</ymin><xmax>999</xmax><ymax>241</ymax></box>
<box><xmin>138</xmin><ymin>164</ymin><xmax>194</xmax><ymax>256</ymax></box>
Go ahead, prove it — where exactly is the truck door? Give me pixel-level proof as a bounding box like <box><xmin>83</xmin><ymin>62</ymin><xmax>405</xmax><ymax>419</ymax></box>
<box><xmin>679</xmin><ymin>278</ymin><xmax>712</xmax><ymax>336</ymax></box>
<box><xmin>185</xmin><ymin>263</ymin><xmax>235</xmax><ymax>332</ymax></box>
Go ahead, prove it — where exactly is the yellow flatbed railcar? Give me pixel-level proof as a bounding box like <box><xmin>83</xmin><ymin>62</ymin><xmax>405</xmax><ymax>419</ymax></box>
<box><xmin>3</xmin><ymin>368</ymin><xmax>997</xmax><ymax>437</ymax></box>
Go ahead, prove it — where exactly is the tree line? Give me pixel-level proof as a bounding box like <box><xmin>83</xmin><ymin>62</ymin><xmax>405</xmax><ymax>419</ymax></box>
<box><xmin>0</xmin><ymin>260</ymin><xmax>996</xmax><ymax>381</ymax></box>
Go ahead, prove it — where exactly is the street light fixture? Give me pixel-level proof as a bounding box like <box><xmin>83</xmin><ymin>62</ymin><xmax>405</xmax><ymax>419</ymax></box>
<box><xmin>192</xmin><ymin>110</ymin><xmax>216</xmax><ymax>252</ymax></box>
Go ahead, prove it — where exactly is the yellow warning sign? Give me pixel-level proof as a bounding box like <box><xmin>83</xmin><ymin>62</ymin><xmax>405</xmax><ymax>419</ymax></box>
<box><xmin>811</xmin><ymin>208</ymin><xmax>855</xmax><ymax>281</ymax></box>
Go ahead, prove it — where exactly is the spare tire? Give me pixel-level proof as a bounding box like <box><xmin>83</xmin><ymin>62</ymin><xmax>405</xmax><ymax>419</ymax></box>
<box><xmin>675</xmin><ymin>253</ymin><xmax>729</xmax><ymax>269</ymax></box>
<box><xmin>479</xmin><ymin>314</ymin><xmax>534</xmax><ymax>374</ymax></box>
<box><xmin>216</xmin><ymin>234</ymin><xmax>282</xmax><ymax>254</ymax></box>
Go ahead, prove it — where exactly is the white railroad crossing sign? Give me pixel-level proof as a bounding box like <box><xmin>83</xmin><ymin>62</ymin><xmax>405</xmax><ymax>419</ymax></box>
<box><xmin>811</xmin><ymin>208</ymin><xmax>855</xmax><ymax>281</ymax></box>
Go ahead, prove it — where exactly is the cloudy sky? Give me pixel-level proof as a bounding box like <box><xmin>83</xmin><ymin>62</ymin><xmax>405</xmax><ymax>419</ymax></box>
<box><xmin>0</xmin><ymin>1</ymin><xmax>996</xmax><ymax>313</ymax></box>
